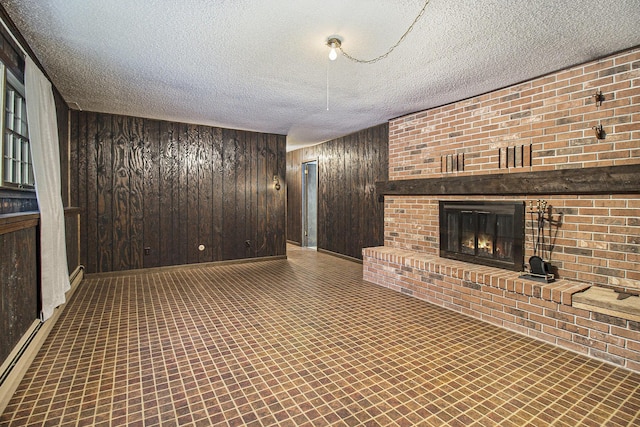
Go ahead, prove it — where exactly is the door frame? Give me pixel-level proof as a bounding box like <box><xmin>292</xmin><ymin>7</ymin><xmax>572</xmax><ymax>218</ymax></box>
<box><xmin>301</xmin><ymin>160</ymin><xmax>318</xmax><ymax>247</ymax></box>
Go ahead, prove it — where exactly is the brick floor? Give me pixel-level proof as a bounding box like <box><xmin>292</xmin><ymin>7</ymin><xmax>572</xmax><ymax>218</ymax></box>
<box><xmin>1</xmin><ymin>245</ymin><xmax>639</xmax><ymax>426</ymax></box>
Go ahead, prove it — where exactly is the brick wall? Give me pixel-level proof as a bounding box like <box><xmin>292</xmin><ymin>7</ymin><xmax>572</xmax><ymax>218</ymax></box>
<box><xmin>389</xmin><ymin>49</ymin><xmax>639</xmax><ymax>178</ymax></box>
<box><xmin>384</xmin><ymin>48</ymin><xmax>640</xmax><ymax>292</ymax></box>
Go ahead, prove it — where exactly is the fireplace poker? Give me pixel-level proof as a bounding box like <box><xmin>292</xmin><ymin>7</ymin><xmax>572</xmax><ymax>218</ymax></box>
<box><xmin>538</xmin><ymin>200</ymin><xmax>547</xmax><ymax>260</ymax></box>
<box><xmin>529</xmin><ymin>201</ymin><xmax>536</xmax><ymax>256</ymax></box>
<box><xmin>535</xmin><ymin>200</ymin><xmax>542</xmax><ymax>257</ymax></box>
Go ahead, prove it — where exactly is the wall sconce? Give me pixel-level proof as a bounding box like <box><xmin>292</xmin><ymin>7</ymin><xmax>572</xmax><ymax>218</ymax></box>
<box><xmin>273</xmin><ymin>175</ymin><xmax>281</xmax><ymax>191</ymax></box>
<box><xmin>593</xmin><ymin>124</ymin><xmax>606</xmax><ymax>140</ymax></box>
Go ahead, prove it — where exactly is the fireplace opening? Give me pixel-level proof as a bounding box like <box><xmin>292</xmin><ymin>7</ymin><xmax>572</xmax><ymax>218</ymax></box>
<box><xmin>439</xmin><ymin>201</ymin><xmax>524</xmax><ymax>271</ymax></box>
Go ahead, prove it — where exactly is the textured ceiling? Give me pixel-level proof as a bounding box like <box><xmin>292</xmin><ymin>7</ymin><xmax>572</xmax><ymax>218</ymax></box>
<box><xmin>2</xmin><ymin>0</ymin><xmax>640</xmax><ymax>150</ymax></box>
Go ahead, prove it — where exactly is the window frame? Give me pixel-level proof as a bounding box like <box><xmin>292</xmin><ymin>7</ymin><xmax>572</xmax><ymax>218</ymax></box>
<box><xmin>0</xmin><ymin>58</ymin><xmax>33</xmax><ymax>190</ymax></box>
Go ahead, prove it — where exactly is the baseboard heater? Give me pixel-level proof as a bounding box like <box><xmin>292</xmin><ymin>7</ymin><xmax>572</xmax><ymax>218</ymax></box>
<box><xmin>0</xmin><ymin>320</ymin><xmax>42</xmax><ymax>388</ymax></box>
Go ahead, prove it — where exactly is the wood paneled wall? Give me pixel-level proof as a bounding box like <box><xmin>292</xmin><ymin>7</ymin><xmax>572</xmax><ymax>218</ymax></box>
<box><xmin>65</xmin><ymin>208</ymin><xmax>80</xmax><ymax>275</ymax></box>
<box><xmin>286</xmin><ymin>123</ymin><xmax>388</xmax><ymax>259</ymax></box>
<box><xmin>54</xmin><ymin>88</ymin><xmax>70</xmax><ymax>206</ymax></box>
<box><xmin>0</xmin><ymin>215</ymin><xmax>38</xmax><ymax>363</ymax></box>
<box><xmin>70</xmin><ymin>111</ymin><xmax>286</xmax><ymax>273</ymax></box>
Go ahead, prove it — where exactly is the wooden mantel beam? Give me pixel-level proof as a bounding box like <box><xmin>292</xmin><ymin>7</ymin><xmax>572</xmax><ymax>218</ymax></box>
<box><xmin>376</xmin><ymin>164</ymin><xmax>640</xmax><ymax>196</ymax></box>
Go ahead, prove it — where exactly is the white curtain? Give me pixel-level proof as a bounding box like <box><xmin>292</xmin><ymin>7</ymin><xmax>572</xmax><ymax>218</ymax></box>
<box><xmin>25</xmin><ymin>56</ymin><xmax>70</xmax><ymax>321</ymax></box>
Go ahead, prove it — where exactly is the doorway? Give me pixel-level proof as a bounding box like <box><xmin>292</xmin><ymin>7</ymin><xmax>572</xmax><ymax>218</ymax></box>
<box><xmin>302</xmin><ymin>161</ymin><xmax>318</xmax><ymax>248</ymax></box>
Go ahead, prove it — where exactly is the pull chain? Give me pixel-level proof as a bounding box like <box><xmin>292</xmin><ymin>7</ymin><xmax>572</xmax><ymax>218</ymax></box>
<box><xmin>326</xmin><ymin>62</ymin><xmax>330</xmax><ymax>111</ymax></box>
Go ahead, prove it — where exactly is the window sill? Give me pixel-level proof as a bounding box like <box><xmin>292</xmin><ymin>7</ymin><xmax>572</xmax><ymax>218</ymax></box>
<box><xmin>0</xmin><ymin>186</ymin><xmax>36</xmax><ymax>196</ymax></box>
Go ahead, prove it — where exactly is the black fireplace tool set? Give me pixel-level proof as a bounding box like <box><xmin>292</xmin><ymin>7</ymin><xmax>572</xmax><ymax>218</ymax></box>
<box><xmin>520</xmin><ymin>199</ymin><xmax>559</xmax><ymax>283</ymax></box>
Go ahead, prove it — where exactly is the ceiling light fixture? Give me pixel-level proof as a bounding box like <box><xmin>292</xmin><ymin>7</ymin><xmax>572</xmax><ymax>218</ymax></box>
<box><xmin>327</xmin><ymin>37</ymin><xmax>341</xmax><ymax>61</ymax></box>
<box><xmin>325</xmin><ymin>0</ymin><xmax>431</xmax><ymax>64</ymax></box>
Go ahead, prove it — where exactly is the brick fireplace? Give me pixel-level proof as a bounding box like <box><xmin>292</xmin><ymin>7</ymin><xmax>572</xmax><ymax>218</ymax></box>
<box><xmin>364</xmin><ymin>47</ymin><xmax>640</xmax><ymax>371</ymax></box>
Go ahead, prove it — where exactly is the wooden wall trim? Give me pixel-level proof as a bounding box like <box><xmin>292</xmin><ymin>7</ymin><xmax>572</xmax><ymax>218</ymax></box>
<box><xmin>0</xmin><ymin>211</ymin><xmax>39</xmax><ymax>235</ymax></box>
<box><xmin>0</xmin><ymin>207</ymin><xmax>79</xmax><ymax>235</ymax></box>
<box><xmin>84</xmin><ymin>254</ymin><xmax>287</xmax><ymax>279</ymax></box>
<box><xmin>64</xmin><ymin>207</ymin><xmax>81</xmax><ymax>216</ymax></box>
<box><xmin>376</xmin><ymin>164</ymin><xmax>640</xmax><ymax>196</ymax></box>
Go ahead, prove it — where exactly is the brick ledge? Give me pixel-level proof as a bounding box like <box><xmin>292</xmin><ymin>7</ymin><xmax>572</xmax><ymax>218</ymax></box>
<box><xmin>363</xmin><ymin>246</ymin><xmax>590</xmax><ymax>305</ymax></box>
<box><xmin>573</xmin><ymin>287</ymin><xmax>640</xmax><ymax>322</ymax></box>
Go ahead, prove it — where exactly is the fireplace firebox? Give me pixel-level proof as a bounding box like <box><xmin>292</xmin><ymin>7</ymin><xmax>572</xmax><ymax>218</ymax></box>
<box><xmin>439</xmin><ymin>201</ymin><xmax>524</xmax><ymax>271</ymax></box>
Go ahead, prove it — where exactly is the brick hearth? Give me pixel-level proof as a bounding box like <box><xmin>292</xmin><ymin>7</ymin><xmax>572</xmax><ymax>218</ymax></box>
<box><xmin>363</xmin><ymin>247</ymin><xmax>640</xmax><ymax>372</ymax></box>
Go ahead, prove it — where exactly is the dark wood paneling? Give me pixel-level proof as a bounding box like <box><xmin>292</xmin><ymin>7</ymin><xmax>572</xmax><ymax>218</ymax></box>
<box><xmin>256</xmin><ymin>134</ymin><xmax>268</xmax><ymax>257</ymax></box>
<box><xmin>245</xmin><ymin>132</ymin><xmax>257</xmax><ymax>258</ymax></box>
<box><xmin>70</xmin><ymin>111</ymin><xmax>286</xmax><ymax>273</ymax></box>
<box><xmin>186</xmin><ymin>124</ymin><xmax>200</xmax><ymax>264</ymax></box>
<box><xmin>211</xmin><ymin>128</ymin><xmax>224</xmax><ymax>261</ymax></box>
<box><xmin>143</xmin><ymin>120</ymin><xmax>160</xmax><ymax>268</ymax></box>
<box><xmin>317</xmin><ymin>144</ymin><xmax>328</xmax><ymax>250</ymax></box>
<box><xmin>129</xmin><ymin>118</ymin><xmax>145</xmax><ymax>270</ymax></box>
<box><xmin>276</xmin><ymin>133</ymin><xmax>286</xmax><ymax>256</ymax></box>
<box><xmin>235</xmin><ymin>130</ymin><xmax>247</xmax><ymax>259</ymax></box>
<box><xmin>368</xmin><ymin>124</ymin><xmax>387</xmax><ymax>248</ymax></box>
<box><xmin>169</xmin><ymin>122</ymin><xmax>182</xmax><ymax>266</ymax></box>
<box><xmin>0</xmin><ymin>221</ymin><xmax>38</xmax><ymax>364</ymax></box>
<box><xmin>267</xmin><ymin>134</ymin><xmax>279</xmax><ymax>256</ymax></box>
<box><xmin>0</xmin><ymin>209</ymin><xmax>79</xmax><ymax>365</ymax></box>
<box><xmin>324</xmin><ymin>136</ymin><xmax>346</xmax><ymax>254</ymax></box>
<box><xmin>336</xmin><ymin>137</ymin><xmax>347</xmax><ymax>254</ymax></box>
<box><xmin>112</xmin><ymin>115</ymin><xmax>131</xmax><ymax>271</ymax></box>
<box><xmin>347</xmin><ymin>132</ymin><xmax>361</xmax><ymax>258</ymax></box>
<box><xmin>222</xmin><ymin>129</ymin><xmax>237</xmax><ymax>260</ymax></box>
<box><xmin>64</xmin><ymin>208</ymin><xmax>80</xmax><ymax>275</ymax></box>
<box><xmin>77</xmin><ymin>111</ymin><xmax>88</xmax><ymax>269</ymax></box>
<box><xmin>197</xmin><ymin>125</ymin><xmax>213</xmax><ymax>263</ymax></box>
<box><xmin>158</xmin><ymin>121</ymin><xmax>173</xmax><ymax>267</ymax></box>
<box><xmin>96</xmin><ymin>114</ymin><xmax>113</xmax><ymax>272</ymax></box>
<box><xmin>69</xmin><ymin>110</ymin><xmax>80</xmax><ymax>209</ymax></box>
<box><xmin>86</xmin><ymin>112</ymin><xmax>98</xmax><ymax>273</ymax></box>
<box><xmin>377</xmin><ymin>164</ymin><xmax>640</xmax><ymax>196</ymax></box>
<box><xmin>176</xmin><ymin>123</ymin><xmax>189</xmax><ymax>265</ymax></box>
<box><xmin>54</xmin><ymin>89</ymin><xmax>69</xmax><ymax>206</ymax></box>
<box><xmin>286</xmin><ymin>123</ymin><xmax>388</xmax><ymax>260</ymax></box>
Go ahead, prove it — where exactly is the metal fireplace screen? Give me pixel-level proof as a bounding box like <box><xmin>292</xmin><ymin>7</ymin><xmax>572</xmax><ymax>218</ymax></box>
<box><xmin>439</xmin><ymin>201</ymin><xmax>525</xmax><ymax>271</ymax></box>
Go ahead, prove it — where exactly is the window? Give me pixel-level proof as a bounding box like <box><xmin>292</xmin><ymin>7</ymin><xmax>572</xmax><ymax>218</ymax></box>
<box><xmin>0</xmin><ymin>63</ymin><xmax>31</xmax><ymax>188</ymax></box>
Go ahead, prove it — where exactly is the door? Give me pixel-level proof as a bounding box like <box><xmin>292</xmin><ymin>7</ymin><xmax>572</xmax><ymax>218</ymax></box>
<box><xmin>302</xmin><ymin>161</ymin><xmax>317</xmax><ymax>247</ymax></box>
